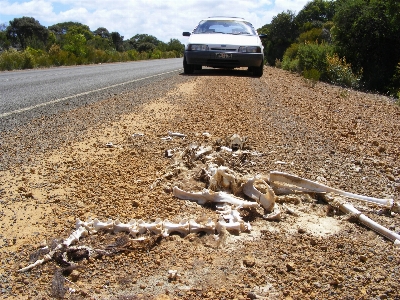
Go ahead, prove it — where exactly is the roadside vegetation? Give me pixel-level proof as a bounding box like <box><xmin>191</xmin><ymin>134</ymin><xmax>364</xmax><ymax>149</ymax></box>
<box><xmin>0</xmin><ymin>19</ymin><xmax>184</xmax><ymax>71</ymax></box>
<box><xmin>258</xmin><ymin>0</ymin><xmax>400</xmax><ymax>98</ymax></box>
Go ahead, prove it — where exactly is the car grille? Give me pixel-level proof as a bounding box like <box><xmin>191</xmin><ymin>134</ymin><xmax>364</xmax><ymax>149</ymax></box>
<box><xmin>210</xmin><ymin>48</ymin><xmax>237</xmax><ymax>51</ymax></box>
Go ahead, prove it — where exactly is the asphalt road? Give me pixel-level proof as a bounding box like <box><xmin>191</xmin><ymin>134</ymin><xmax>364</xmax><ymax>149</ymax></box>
<box><xmin>0</xmin><ymin>58</ymin><xmax>183</xmax><ymax>131</ymax></box>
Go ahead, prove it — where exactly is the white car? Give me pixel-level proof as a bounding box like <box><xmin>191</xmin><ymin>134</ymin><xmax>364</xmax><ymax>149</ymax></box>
<box><xmin>182</xmin><ymin>17</ymin><xmax>266</xmax><ymax>77</ymax></box>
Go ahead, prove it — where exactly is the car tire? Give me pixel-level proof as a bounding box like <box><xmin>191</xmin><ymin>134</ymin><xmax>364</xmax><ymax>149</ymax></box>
<box><xmin>253</xmin><ymin>61</ymin><xmax>264</xmax><ymax>77</ymax></box>
<box><xmin>183</xmin><ymin>56</ymin><xmax>195</xmax><ymax>74</ymax></box>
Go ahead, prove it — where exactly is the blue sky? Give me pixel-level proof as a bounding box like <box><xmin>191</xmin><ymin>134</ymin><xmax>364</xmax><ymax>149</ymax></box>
<box><xmin>0</xmin><ymin>0</ymin><xmax>310</xmax><ymax>42</ymax></box>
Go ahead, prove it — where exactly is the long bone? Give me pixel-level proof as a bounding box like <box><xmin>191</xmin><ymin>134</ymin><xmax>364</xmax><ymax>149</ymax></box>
<box><xmin>173</xmin><ymin>186</ymin><xmax>259</xmax><ymax>208</ymax></box>
<box><xmin>243</xmin><ymin>177</ymin><xmax>276</xmax><ymax>212</ymax></box>
<box><xmin>323</xmin><ymin>194</ymin><xmax>400</xmax><ymax>244</ymax></box>
<box><xmin>269</xmin><ymin>171</ymin><xmax>396</xmax><ymax>210</ymax></box>
<box><xmin>18</xmin><ymin>251</ymin><xmax>55</xmax><ymax>272</ymax></box>
<box><xmin>162</xmin><ymin>219</ymin><xmax>190</xmax><ymax>236</ymax></box>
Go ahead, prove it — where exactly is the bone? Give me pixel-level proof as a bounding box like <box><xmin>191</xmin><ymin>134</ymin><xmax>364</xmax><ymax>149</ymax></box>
<box><xmin>114</xmin><ymin>219</ymin><xmax>138</xmax><ymax>233</ymax></box>
<box><xmin>195</xmin><ymin>145</ymin><xmax>213</xmax><ymax>158</ymax></box>
<box><xmin>168</xmin><ymin>131</ymin><xmax>186</xmax><ymax>138</ymax></box>
<box><xmin>243</xmin><ymin>177</ymin><xmax>275</xmax><ymax>212</ymax></box>
<box><xmin>63</xmin><ymin>226</ymin><xmax>88</xmax><ymax>247</ymax></box>
<box><xmin>18</xmin><ymin>253</ymin><xmax>53</xmax><ymax>272</ymax></box>
<box><xmin>93</xmin><ymin>218</ymin><xmax>114</xmax><ymax>232</ymax></box>
<box><xmin>263</xmin><ymin>204</ymin><xmax>281</xmax><ymax>221</ymax></box>
<box><xmin>168</xmin><ymin>269</ymin><xmax>181</xmax><ymax>280</ymax></box>
<box><xmin>162</xmin><ymin>219</ymin><xmax>190</xmax><ymax>236</ymax></box>
<box><xmin>209</xmin><ymin>166</ymin><xmax>237</xmax><ymax>191</ymax></box>
<box><xmin>189</xmin><ymin>219</ymin><xmax>216</xmax><ymax>234</ymax></box>
<box><xmin>323</xmin><ymin>194</ymin><xmax>400</xmax><ymax>244</ymax></box>
<box><xmin>138</xmin><ymin>218</ymin><xmax>163</xmax><ymax>235</ymax></box>
<box><xmin>269</xmin><ymin>171</ymin><xmax>395</xmax><ymax>209</ymax></box>
<box><xmin>76</xmin><ymin>217</ymin><xmax>94</xmax><ymax>232</ymax></box>
<box><xmin>173</xmin><ymin>186</ymin><xmax>259</xmax><ymax>208</ymax></box>
<box><xmin>216</xmin><ymin>216</ymin><xmax>250</xmax><ymax>233</ymax></box>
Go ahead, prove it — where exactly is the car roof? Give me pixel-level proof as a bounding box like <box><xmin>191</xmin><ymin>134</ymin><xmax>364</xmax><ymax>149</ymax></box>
<box><xmin>203</xmin><ymin>17</ymin><xmax>246</xmax><ymax>21</ymax></box>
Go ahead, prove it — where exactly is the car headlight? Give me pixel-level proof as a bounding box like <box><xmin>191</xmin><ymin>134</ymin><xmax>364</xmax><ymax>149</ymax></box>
<box><xmin>188</xmin><ymin>44</ymin><xmax>209</xmax><ymax>51</ymax></box>
<box><xmin>238</xmin><ymin>46</ymin><xmax>261</xmax><ymax>53</ymax></box>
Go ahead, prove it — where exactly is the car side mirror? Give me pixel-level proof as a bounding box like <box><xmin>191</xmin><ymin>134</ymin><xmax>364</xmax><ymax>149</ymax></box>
<box><xmin>182</xmin><ymin>32</ymin><xmax>191</xmax><ymax>37</ymax></box>
<box><xmin>258</xmin><ymin>34</ymin><xmax>267</xmax><ymax>39</ymax></box>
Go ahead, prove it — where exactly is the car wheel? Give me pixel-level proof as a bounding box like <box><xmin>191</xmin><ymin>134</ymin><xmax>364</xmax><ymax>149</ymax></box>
<box><xmin>183</xmin><ymin>56</ymin><xmax>195</xmax><ymax>74</ymax></box>
<box><xmin>253</xmin><ymin>62</ymin><xmax>264</xmax><ymax>77</ymax></box>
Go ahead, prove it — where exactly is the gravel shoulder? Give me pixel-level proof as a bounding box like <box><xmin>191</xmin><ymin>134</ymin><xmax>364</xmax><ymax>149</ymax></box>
<box><xmin>0</xmin><ymin>66</ymin><xmax>399</xmax><ymax>299</ymax></box>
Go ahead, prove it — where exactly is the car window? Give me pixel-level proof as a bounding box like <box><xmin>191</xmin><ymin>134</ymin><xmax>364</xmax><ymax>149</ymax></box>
<box><xmin>193</xmin><ymin>20</ymin><xmax>257</xmax><ymax>35</ymax></box>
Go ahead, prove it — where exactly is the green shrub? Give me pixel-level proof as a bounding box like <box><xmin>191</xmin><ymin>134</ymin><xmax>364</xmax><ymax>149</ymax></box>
<box><xmin>326</xmin><ymin>53</ymin><xmax>362</xmax><ymax>88</ymax></box>
<box><xmin>282</xmin><ymin>56</ymin><xmax>299</xmax><ymax>72</ymax></box>
<box><xmin>297</xmin><ymin>42</ymin><xmax>334</xmax><ymax>80</ymax></box>
<box><xmin>303</xmin><ymin>68</ymin><xmax>321</xmax><ymax>81</ymax></box>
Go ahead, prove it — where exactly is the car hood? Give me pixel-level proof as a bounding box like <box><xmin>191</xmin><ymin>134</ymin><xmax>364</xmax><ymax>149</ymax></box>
<box><xmin>188</xmin><ymin>34</ymin><xmax>261</xmax><ymax>46</ymax></box>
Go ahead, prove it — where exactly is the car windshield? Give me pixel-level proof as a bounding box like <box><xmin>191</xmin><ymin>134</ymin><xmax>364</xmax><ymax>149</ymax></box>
<box><xmin>193</xmin><ymin>20</ymin><xmax>257</xmax><ymax>35</ymax></box>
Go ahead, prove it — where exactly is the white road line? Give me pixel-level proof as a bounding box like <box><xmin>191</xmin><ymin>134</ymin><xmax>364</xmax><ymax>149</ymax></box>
<box><xmin>0</xmin><ymin>68</ymin><xmax>182</xmax><ymax>119</ymax></box>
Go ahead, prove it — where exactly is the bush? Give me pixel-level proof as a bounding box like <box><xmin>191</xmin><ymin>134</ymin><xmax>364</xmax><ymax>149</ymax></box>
<box><xmin>297</xmin><ymin>42</ymin><xmax>334</xmax><ymax>80</ymax></box>
<box><xmin>326</xmin><ymin>53</ymin><xmax>362</xmax><ymax>88</ymax></box>
<box><xmin>282</xmin><ymin>56</ymin><xmax>299</xmax><ymax>72</ymax></box>
<box><xmin>303</xmin><ymin>68</ymin><xmax>321</xmax><ymax>81</ymax></box>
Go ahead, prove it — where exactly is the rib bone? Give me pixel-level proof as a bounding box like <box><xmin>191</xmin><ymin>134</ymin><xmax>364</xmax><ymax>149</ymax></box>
<box><xmin>269</xmin><ymin>171</ymin><xmax>394</xmax><ymax>209</ymax></box>
<box><xmin>173</xmin><ymin>186</ymin><xmax>259</xmax><ymax>208</ymax></box>
<box><xmin>243</xmin><ymin>177</ymin><xmax>275</xmax><ymax>211</ymax></box>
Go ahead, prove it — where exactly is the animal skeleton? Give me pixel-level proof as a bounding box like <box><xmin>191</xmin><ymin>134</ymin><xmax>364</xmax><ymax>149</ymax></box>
<box><xmin>18</xmin><ymin>137</ymin><xmax>399</xmax><ymax>274</ymax></box>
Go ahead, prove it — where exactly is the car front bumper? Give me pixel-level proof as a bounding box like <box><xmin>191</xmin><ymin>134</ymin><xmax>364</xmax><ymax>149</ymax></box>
<box><xmin>185</xmin><ymin>51</ymin><xmax>263</xmax><ymax>68</ymax></box>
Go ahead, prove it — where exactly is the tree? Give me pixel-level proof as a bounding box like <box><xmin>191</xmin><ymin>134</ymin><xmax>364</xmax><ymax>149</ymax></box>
<box><xmin>261</xmin><ymin>11</ymin><xmax>298</xmax><ymax>65</ymax></box>
<box><xmin>49</xmin><ymin>22</ymin><xmax>93</xmax><ymax>46</ymax></box>
<box><xmin>110</xmin><ymin>32</ymin><xmax>124</xmax><ymax>51</ymax></box>
<box><xmin>333</xmin><ymin>0</ymin><xmax>400</xmax><ymax>91</ymax></box>
<box><xmin>93</xmin><ymin>27</ymin><xmax>110</xmax><ymax>39</ymax></box>
<box><xmin>63</xmin><ymin>32</ymin><xmax>87</xmax><ymax>57</ymax></box>
<box><xmin>166</xmin><ymin>38</ymin><xmax>184</xmax><ymax>54</ymax></box>
<box><xmin>127</xmin><ymin>34</ymin><xmax>161</xmax><ymax>50</ymax></box>
<box><xmin>6</xmin><ymin>17</ymin><xmax>48</xmax><ymax>49</ymax></box>
<box><xmin>137</xmin><ymin>42</ymin><xmax>155</xmax><ymax>52</ymax></box>
<box><xmin>0</xmin><ymin>23</ymin><xmax>10</xmax><ymax>50</ymax></box>
<box><xmin>295</xmin><ymin>0</ymin><xmax>336</xmax><ymax>30</ymax></box>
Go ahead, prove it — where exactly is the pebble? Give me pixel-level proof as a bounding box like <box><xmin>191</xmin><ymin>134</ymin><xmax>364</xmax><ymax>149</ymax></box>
<box><xmin>286</xmin><ymin>262</ymin><xmax>296</xmax><ymax>272</ymax></box>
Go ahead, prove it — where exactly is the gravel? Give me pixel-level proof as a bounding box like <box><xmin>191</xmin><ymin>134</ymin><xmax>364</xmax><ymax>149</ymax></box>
<box><xmin>0</xmin><ymin>66</ymin><xmax>399</xmax><ymax>299</ymax></box>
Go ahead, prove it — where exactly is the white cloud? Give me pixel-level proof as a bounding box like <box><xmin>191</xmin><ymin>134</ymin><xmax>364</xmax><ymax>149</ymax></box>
<box><xmin>0</xmin><ymin>0</ymin><xmax>310</xmax><ymax>42</ymax></box>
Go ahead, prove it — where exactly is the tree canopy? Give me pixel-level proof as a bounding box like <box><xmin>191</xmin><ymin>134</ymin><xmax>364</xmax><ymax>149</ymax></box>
<box><xmin>260</xmin><ymin>0</ymin><xmax>400</xmax><ymax>94</ymax></box>
<box><xmin>6</xmin><ymin>17</ymin><xmax>48</xmax><ymax>49</ymax></box>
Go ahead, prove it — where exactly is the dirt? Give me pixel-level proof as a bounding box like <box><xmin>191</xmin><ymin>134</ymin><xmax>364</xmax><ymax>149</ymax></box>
<box><xmin>0</xmin><ymin>66</ymin><xmax>399</xmax><ymax>299</ymax></box>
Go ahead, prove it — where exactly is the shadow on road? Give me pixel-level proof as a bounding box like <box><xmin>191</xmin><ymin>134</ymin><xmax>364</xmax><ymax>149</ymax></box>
<box><xmin>179</xmin><ymin>67</ymin><xmax>258</xmax><ymax>78</ymax></box>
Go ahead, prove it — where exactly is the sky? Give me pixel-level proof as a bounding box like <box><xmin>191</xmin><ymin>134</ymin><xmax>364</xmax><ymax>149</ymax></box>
<box><xmin>0</xmin><ymin>0</ymin><xmax>310</xmax><ymax>43</ymax></box>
